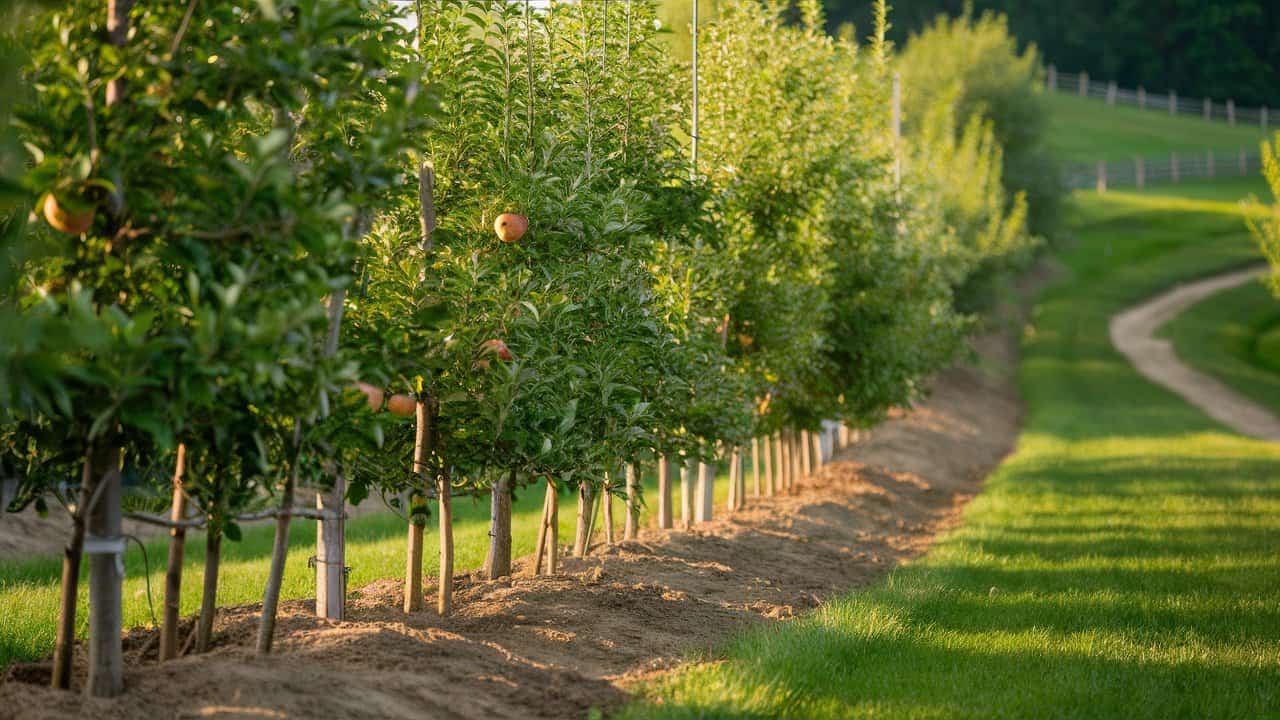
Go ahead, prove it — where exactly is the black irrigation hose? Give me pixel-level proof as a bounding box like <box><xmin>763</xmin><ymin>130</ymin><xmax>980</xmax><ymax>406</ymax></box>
<box><xmin>124</xmin><ymin>534</ymin><xmax>159</xmax><ymax>629</ymax></box>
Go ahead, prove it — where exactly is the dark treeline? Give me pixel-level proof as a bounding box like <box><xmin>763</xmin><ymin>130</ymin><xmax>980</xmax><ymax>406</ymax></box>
<box><xmin>823</xmin><ymin>0</ymin><xmax>1279</xmax><ymax>107</ymax></box>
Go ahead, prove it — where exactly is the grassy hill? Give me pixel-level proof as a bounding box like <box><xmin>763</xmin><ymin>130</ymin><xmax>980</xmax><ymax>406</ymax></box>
<box><xmin>1045</xmin><ymin>93</ymin><xmax>1272</xmax><ymax>163</ymax></box>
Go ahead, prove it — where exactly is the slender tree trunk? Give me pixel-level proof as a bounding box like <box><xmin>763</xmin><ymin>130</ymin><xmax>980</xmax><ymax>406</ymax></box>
<box><xmin>727</xmin><ymin>447</ymin><xmax>738</xmax><ymax>512</ymax></box>
<box><xmin>657</xmin><ymin>456</ymin><xmax>672</xmax><ymax>529</ymax></box>
<box><xmin>624</xmin><ymin>463</ymin><xmax>638</xmax><ymax>541</ymax></box>
<box><xmin>52</xmin><ymin>450</ymin><xmax>97</xmax><ymax>690</ymax></box>
<box><xmin>680</xmin><ymin>458</ymin><xmax>694</xmax><ymax>529</ymax></box>
<box><xmin>405</xmin><ymin>400</ymin><xmax>432</xmax><ymax>612</ymax></box>
<box><xmin>257</xmin><ymin>422</ymin><xmax>299</xmax><ymax>656</ymax></box>
<box><xmin>751</xmin><ymin>437</ymin><xmax>760</xmax><ymax>497</ymax></box>
<box><xmin>532</xmin><ymin>479</ymin><xmax>552</xmax><ymax>575</ymax></box>
<box><xmin>437</xmin><ymin>468</ymin><xmax>453</xmax><ymax>616</ymax></box>
<box><xmin>485</xmin><ymin>469</ymin><xmax>514</xmax><ymax>579</ymax></box>
<box><xmin>315</xmin><ymin>473</ymin><xmax>345</xmax><ymax>621</ymax></box>
<box><xmin>160</xmin><ymin>445</ymin><xmax>187</xmax><ymax>661</ymax></box>
<box><xmin>695</xmin><ymin>459</ymin><xmax>714</xmax><ymax>523</ymax></box>
<box><xmin>85</xmin><ymin>444</ymin><xmax>123</xmax><ymax>697</ymax></box>
<box><xmin>781</xmin><ymin>431</ymin><xmax>792</xmax><ymax>491</ymax></box>
<box><xmin>195</xmin><ymin>524</ymin><xmax>221</xmax><ymax>654</ymax></box>
<box><xmin>573</xmin><ymin>480</ymin><xmax>592</xmax><ymax>557</ymax></box>
<box><xmin>764</xmin><ymin>434</ymin><xmax>775</xmax><ymax>497</ymax></box>
<box><xmin>547</xmin><ymin>479</ymin><xmax>559</xmax><ymax>573</ymax></box>
<box><xmin>602</xmin><ymin>471</ymin><xmax>614</xmax><ymax>545</ymax></box>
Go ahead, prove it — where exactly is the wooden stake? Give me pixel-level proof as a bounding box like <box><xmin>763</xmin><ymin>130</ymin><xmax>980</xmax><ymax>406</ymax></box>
<box><xmin>624</xmin><ymin>463</ymin><xmax>638</xmax><ymax>541</ymax></box>
<box><xmin>532</xmin><ymin>479</ymin><xmax>552</xmax><ymax>575</ymax></box>
<box><xmin>485</xmin><ymin>469</ymin><xmax>514</xmax><ymax>579</ymax></box>
<box><xmin>657</xmin><ymin>456</ymin><xmax>673</xmax><ymax>529</ymax></box>
<box><xmin>161</xmin><ymin>445</ymin><xmax>187</xmax><ymax>661</ymax></box>
<box><xmin>548</xmin><ymin>479</ymin><xmax>559</xmax><ymax>573</ymax></box>
<box><xmin>437</xmin><ymin>468</ymin><xmax>454</xmax><ymax>616</ymax></box>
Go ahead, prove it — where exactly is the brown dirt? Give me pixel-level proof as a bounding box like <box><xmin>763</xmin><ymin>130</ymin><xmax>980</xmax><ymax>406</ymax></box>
<box><xmin>0</xmin><ymin>301</ymin><xmax>1026</xmax><ymax>720</ymax></box>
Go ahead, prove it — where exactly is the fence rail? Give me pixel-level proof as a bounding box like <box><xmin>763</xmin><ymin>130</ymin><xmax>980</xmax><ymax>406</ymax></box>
<box><xmin>1062</xmin><ymin>149</ymin><xmax>1262</xmax><ymax>192</ymax></box>
<box><xmin>1047</xmin><ymin>66</ymin><xmax>1272</xmax><ymax>130</ymax></box>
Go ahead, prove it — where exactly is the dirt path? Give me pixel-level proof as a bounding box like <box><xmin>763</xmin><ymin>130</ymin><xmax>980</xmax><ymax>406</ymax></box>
<box><xmin>1109</xmin><ymin>265</ymin><xmax>1280</xmax><ymax>441</ymax></box>
<box><xmin>0</xmin><ymin>321</ymin><xmax>1024</xmax><ymax>720</ymax></box>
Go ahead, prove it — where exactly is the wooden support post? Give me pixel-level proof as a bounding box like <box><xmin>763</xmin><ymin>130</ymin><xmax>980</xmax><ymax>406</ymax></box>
<box><xmin>624</xmin><ymin>463</ymin><xmax>638</xmax><ymax>541</ymax></box>
<box><xmin>437</xmin><ymin>467</ymin><xmax>454</xmax><ymax>616</ymax></box>
<box><xmin>160</xmin><ymin>445</ymin><xmax>187</xmax><ymax>661</ymax></box>
<box><xmin>1137</xmin><ymin>86</ymin><xmax>1146</xmax><ymax>109</ymax></box>
<box><xmin>1106</xmin><ymin>81</ymin><xmax>1116</xmax><ymax>105</ymax></box>
<box><xmin>547</xmin><ymin>480</ymin><xmax>558</xmax><ymax>573</ymax></box>
<box><xmin>1169</xmin><ymin>90</ymin><xmax>1177</xmax><ymax>116</ymax></box>
<box><xmin>1204</xmin><ymin>97</ymin><xmax>1212</xmax><ymax>122</ymax></box>
<box><xmin>1078</xmin><ymin>71</ymin><xmax>1088</xmax><ymax>97</ymax></box>
<box><xmin>657</xmin><ymin>456</ymin><xmax>673</xmax><ymax>529</ymax></box>
<box><xmin>484</xmin><ymin>469</ymin><xmax>514</xmax><ymax>579</ymax></box>
<box><xmin>751</xmin><ymin>437</ymin><xmax>761</xmax><ymax>497</ymax></box>
<box><xmin>1046</xmin><ymin>64</ymin><xmax>1056</xmax><ymax>92</ymax></box>
<box><xmin>1227</xmin><ymin>99</ymin><xmax>1236</xmax><ymax>126</ymax></box>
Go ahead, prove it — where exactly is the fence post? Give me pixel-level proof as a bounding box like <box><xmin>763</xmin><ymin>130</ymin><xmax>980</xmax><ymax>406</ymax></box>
<box><xmin>1203</xmin><ymin>97</ymin><xmax>1212</xmax><ymax>122</ymax></box>
<box><xmin>1172</xmin><ymin>152</ymin><xmax>1180</xmax><ymax>183</ymax></box>
<box><xmin>1135</xmin><ymin>157</ymin><xmax>1145</xmax><ymax>189</ymax></box>
<box><xmin>1079</xmin><ymin>71</ymin><xmax>1089</xmax><ymax>97</ymax></box>
<box><xmin>1227</xmin><ymin>99</ymin><xmax>1236</xmax><ymax>126</ymax></box>
<box><xmin>1169</xmin><ymin>90</ymin><xmax>1177</xmax><ymax>116</ymax></box>
<box><xmin>1095</xmin><ymin>160</ymin><xmax>1107</xmax><ymax>193</ymax></box>
<box><xmin>1137</xmin><ymin>86</ymin><xmax>1146</xmax><ymax>109</ymax></box>
<box><xmin>1107</xmin><ymin>81</ymin><xmax>1117</xmax><ymax>105</ymax></box>
<box><xmin>1047</xmin><ymin>64</ymin><xmax>1057</xmax><ymax>91</ymax></box>
<box><xmin>1207</xmin><ymin>150</ymin><xmax>1215</xmax><ymax>178</ymax></box>
<box><xmin>1263</xmin><ymin>107</ymin><xmax>1269</xmax><ymax>132</ymax></box>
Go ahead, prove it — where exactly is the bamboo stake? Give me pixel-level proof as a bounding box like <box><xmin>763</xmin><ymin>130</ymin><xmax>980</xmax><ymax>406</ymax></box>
<box><xmin>161</xmin><ymin>445</ymin><xmax>187</xmax><ymax>661</ymax></box>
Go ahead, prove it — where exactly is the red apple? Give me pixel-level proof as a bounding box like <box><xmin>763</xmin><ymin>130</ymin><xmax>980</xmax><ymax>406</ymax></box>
<box><xmin>479</xmin><ymin>338</ymin><xmax>514</xmax><ymax>361</ymax></box>
<box><xmin>387</xmin><ymin>393</ymin><xmax>417</xmax><ymax>417</ymax></box>
<box><xmin>493</xmin><ymin>213</ymin><xmax>528</xmax><ymax>243</ymax></box>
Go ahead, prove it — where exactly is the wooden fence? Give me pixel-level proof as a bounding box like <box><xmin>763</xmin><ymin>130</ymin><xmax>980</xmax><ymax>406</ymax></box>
<box><xmin>1046</xmin><ymin>66</ymin><xmax>1272</xmax><ymax>130</ymax></box>
<box><xmin>1062</xmin><ymin>149</ymin><xmax>1262</xmax><ymax>192</ymax></box>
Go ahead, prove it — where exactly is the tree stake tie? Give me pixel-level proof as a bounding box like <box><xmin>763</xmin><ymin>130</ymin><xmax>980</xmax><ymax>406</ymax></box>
<box><xmin>83</xmin><ymin>534</ymin><xmax>127</xmax><ymax>577</ymax></box>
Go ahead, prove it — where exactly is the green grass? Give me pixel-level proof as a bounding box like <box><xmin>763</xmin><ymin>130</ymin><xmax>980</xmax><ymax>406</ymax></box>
<box><xmin>1158</xmin><ymin>278</ymin><xmax>1280</xmax><ymax>417</ymax></box>
<box><xmin>1045</xmin><ymin>93</ymin><xmax>1272</xmax><ymax>163</ymax></box>
<box><xmin>0</xmin><ymin>466</ymin><xmax>737</xmax><ymax>668</ymax></box>
<box><xmin>619</xmin><ymin>177</ymin><xmax>1280</xmax><ymax>719</ymax></box>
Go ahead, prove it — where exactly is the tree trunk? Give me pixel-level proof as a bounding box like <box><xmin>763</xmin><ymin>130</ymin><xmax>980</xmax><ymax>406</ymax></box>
<box><xmin>764</xmin><ymin>434</ymin><xmax>775</xmax><ymax>497</ymax></box>
<box><xmin>680</xmin><ymin>458</ymin><xmax>694</xmax><ymax>529</ymax></box>
<box><xmin>624</xmin><ymin>463</ymin><xmax>638</xmax><ymax>541</ymax></box>
<box><xmin>547</xmin><ymin>480</ymin><xmax>559</xmax><ymax>573</ymax></box>
<box><xmin>751</xmin><ymin>437</ymin><xmax>761</xmax><ymax>497</ymax></box>
<box><xmin>52</xmin><ymin>450</ymin><xmax>96</xmax><ymax>689</ymax></box>
<box><xmin>602</xmin><ymin>471</ymin><xmax>614</xmax><ymax>545</ymax></box>
<box><xmin>484</xmin><ymin>469</ymin><xmax>514</xmax><ymax>579</ymax></box>
<box><xmin>437</xmin><ymin>468</ymin><xmax>453</xmax><ymax>616</ymax></box>
<box><xmin>781</xmin><ymin>431</ymin><xmax>792</xmax><ymax>491</ymax></box>
<box><xmin>405</xmin><ymin>399</ymin><xmax>432</xmax><ymax>612</ymax></box>
<box><xmin>573</xmin><ymin>480</ymin><xmax>592</xmax><ymax>557</ymax></box>
<box><xmin>85</xmin><ymin>444</ymin><xmax>123</xmax><ymax>697</ymax></box>
<box><xmin>195</xmin><ymin>524</ymin><xmax>221</xmax><ymax>654</ymax></box>
<box><xmin>257</xmin><ymin>444</ymin><xmax>294</xmax><ymax>655</ymax></box>
<box><xmin>695</xmin><ymin>460</ymin><xmax>714</xmax><ymax>523</ymax></box>
<box><xmin>727</xmin><ymin>447</ymin><xmax>738</xmax><ymax>512</ymax></box>
<box><xmin>315</xmin><ymin>473</ymin><xmax>345</xmax><ymax>621</ymax></box>
<box><xmin>160</xmin><ymin>445</ymin><xmax>187</xmax><ymax>661</ymax></box>
<box><xmin>657</xmin><ymin>456</ymin><xmax>672</xmax><ymax>529</ymax></box>
<box><xmin>800</xmin><ymin>430</ymin><xmax>811</xmax><ymax>478</ymax></box>
<box><xmin>532</xmin><ymin>479</ymin><xmax>552</xmax><ymax>575</ymax></box>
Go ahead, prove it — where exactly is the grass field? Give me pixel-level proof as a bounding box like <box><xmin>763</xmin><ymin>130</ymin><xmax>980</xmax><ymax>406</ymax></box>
<box><xmin>0</xmin><ymin>467</ymin><xmax>736</xmax><ymax>668</ymax></box>
<box><xmin>1045</xmin><ymin>93</ymin><xmax>1272</xmax><ymax>163</ymax></box>
<box><xmin>620</xmin><ymin>177</ymin><xmax>1280</xmax><ymax>719</ymax></box>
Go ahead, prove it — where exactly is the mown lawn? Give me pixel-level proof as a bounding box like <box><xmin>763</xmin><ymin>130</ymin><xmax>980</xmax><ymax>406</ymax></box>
<box><xmin>620</xmin><ymin>177</ymin><xmax>1280</xmax><ymax>719</ymax></box>
<box><xmin>1045</xmin><ymin>93</ymin><xmax>1271</xmax><ymax>163</ymax></box>
<box><xmin>1160</xmin><ymin>278</ymin><xmax>1280</xmax><ymax>417</ymax></box>
<box><xmin>0</xmin><ymin>466</ymin><xmax>738</xmax><ymax>668</ymax></box>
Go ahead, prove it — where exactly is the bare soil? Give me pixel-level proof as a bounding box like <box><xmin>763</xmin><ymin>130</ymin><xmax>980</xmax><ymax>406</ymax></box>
<box><xmin>0</xmin><ymin>311</ymin><xmax>1025</xmax><ymax>720</ymax></box>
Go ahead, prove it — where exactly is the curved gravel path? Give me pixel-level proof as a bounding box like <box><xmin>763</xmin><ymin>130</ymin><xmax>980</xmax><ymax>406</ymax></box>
<box><xmin>1110</xmin><ymin>265</ymin><xmax>1280</xmax><ymax>441</ymax></box>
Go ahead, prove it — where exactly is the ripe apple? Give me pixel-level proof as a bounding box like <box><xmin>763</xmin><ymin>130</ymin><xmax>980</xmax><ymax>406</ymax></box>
<box><xmin>387</xmin><ymin>393</ymin><xmax>417</xmax><ymax>417</ymax></box>
<box><xmin>42</xmin><ymin>193</ymin><xmax>95</xmax><ymax>235</ymax></box>
<box><xmin>479</xmin><ymin>338</ymin><xmax>514</xmax><ymax>361</ymax></box>
<box><xmin>493</xmin><ymin>213</ymin><xmax>528</xmax><ymax>243</ymax></box>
